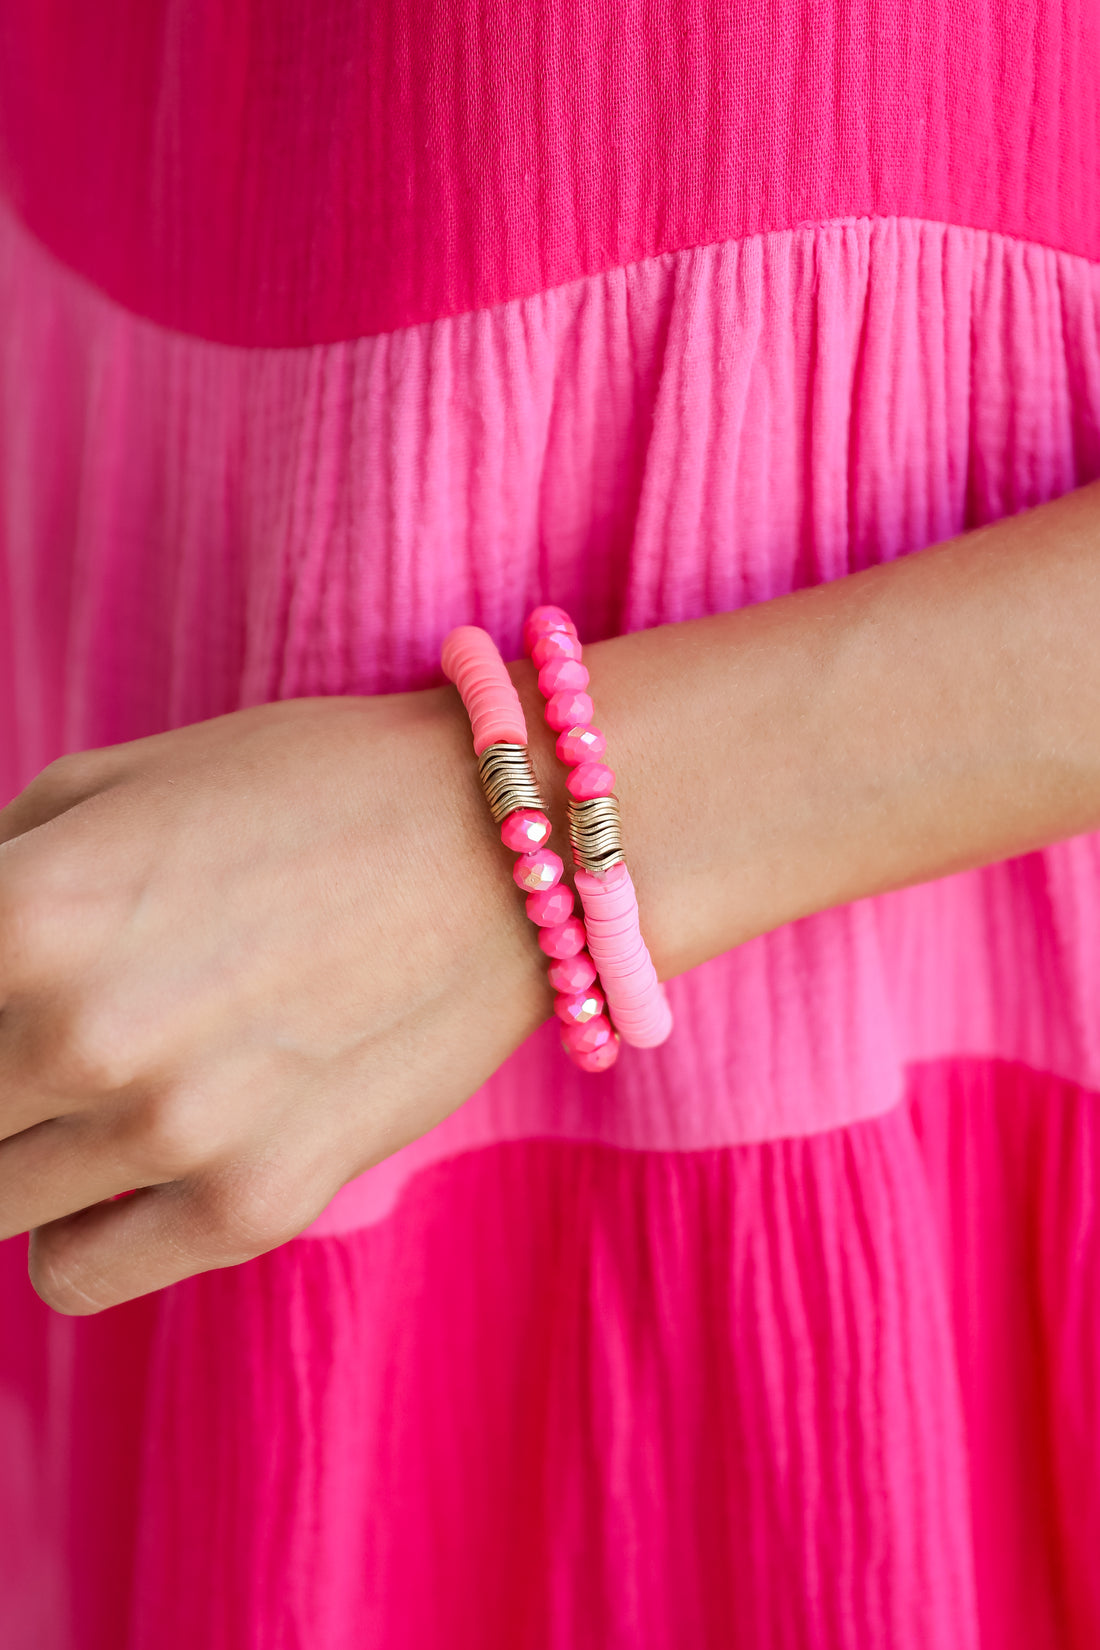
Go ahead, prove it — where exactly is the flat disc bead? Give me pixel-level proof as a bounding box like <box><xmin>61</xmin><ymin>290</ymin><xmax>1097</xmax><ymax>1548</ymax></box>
<box><xmin>538</xmin><ymin>917</ymin><xmax>587</xmax><ymax>959</ymax></box>
<box><xmin>566</xmin><ymin>762</ymin><xmax>616</xmax><ymax>800</ymax></box>
<box><xmin>571</xmin><ymin>1036</ymin><xmax>621</xmax><ymax>1073</ymax></box>
<box><xmin>545</xmin><ymin>690</ymin><xmax>594</xmax><ymax>731</ymax></box>
<box><xmin>547</xmin><ymin>951</ymin><xmax>598</xmax><ymax>993</ymax></box>
<box><xmin>531</xmin><ymin>631</ymin><xmax>582</xmax><ymax>669</ymax></box>
<box><xmin>513</xmin><ymin>848</ymin><xmax>563</xmax><ymax>893</ymax></box>
<box><xmin>526</xmin><ymin>885</ymin><xmax>575</xmax><ymax>927</ymax></box>
<box><xmin>537</xmin><ymin>657</ymin><xmax>589</xmax><ymax>695</ymax></box>
<box><xmin>523</xmin><ymin>605</ymin><xmax>576</xmax><ymax>653</ymax></box>
<box><xmin>556</xmin><ymin>725</ymin><xmax>606</xmax><ymax>765</ymax></box>
<box><xmin>500</xmin><ymin>809</ymin><xmax>552</xmax><ymax>851</ymax></box>
<box><xmin>554</xmin><ymin>987</ymin><xmax>606</xmax><ymax>1025</ymax></box>
<box><xmin>560</xmin><ymin>1013</ymin><xmax>613</xmax><ymax>1054</ymax></box>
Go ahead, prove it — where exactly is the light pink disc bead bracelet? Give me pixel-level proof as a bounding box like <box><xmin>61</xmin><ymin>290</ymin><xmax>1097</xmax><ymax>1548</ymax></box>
<box><xmin>441</xmin><ymin>624</ymin><xmax>619</xmax><ymax>1073</ymax></box>
<box><xmin>525</xmin><ymin>606</ymin><xmax>673</xmax><ymax>1050</ymax></box>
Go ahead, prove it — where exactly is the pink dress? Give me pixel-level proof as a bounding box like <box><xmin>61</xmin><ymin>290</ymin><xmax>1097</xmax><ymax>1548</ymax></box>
<box><xmin>1</xmin><ymin>2</ymin><xmax>1098</xmax><ymax>1644</ymax></box>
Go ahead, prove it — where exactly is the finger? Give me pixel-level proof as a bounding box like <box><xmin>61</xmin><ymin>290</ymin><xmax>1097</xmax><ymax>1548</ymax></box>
<box><xmin>0</xmin><ymin>1001</ymin><xmax>113</xmax><ymax>1142</ymax></box>
<box><xmin>0</xmin><ymin>1054</ymin><xmax>90</xmax><ymax>1144</ymax></box>
<box><xmin>0</xmin><ymin>747</ymin><xmax>131</xmax><ymax>847</ymax></box>
<box><xmin>28</xmin><ymin>1160</ymin><xmax>333</xmax><ymax>1314</ymax></box>
<box><xmin>0</xmin><ymin>1114</ymin><xmax>166</xmax><ymax>1241</ymax></box>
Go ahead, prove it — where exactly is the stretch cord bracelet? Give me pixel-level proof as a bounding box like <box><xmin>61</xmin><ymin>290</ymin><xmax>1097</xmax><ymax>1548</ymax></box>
<box><xmin>440</xmin><ymin>625</ymin><xmax>620</xmax><ymax>1073</ymax></box>
<box><xmin>524</xmin><ymin>606</ymin><xmax>673</xmax><ymax>1049</ymax></box>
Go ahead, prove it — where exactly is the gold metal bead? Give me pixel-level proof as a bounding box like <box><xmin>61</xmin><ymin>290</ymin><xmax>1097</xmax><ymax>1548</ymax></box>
<box><xmin>477</xmin><ymin>742</ymin><xmax>547</xmax><ymax>823</ymax></box>
<box><xmin>568</xmin><ymin>794</ymin><xmax>625</xmax><ymax>873</ymax></box>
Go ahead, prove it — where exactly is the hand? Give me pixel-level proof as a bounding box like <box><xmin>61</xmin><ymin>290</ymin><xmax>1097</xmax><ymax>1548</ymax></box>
<box><xmin>0</xmin><ymin>694</ymin><xmax>550</xmax><ymax>1313</ymax></box>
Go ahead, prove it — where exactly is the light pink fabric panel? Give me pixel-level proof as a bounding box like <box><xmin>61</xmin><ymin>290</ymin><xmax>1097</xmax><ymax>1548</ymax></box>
<box><xmin>4</xmin><ymin>203</ymin><xmax>1100</xmax><ymax>1234</ymax></box>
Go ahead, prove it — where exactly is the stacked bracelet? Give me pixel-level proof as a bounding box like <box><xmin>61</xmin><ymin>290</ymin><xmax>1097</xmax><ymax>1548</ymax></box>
<box><xmin>525</xmin><ymin>606</ymin><xmax>673</xmax><ymax>1049</ymax></box>
<box><xmin>441</xmin><ymin>625</ymin><xmax>620</xmax><ymax>1073</ymax></box>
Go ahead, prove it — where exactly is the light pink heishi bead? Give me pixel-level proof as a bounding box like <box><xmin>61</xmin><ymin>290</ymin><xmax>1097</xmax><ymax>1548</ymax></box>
<box><xmin>572</xmin><ymin>1036</ymin><xmax>621</xmax><ymax>1073</ymax></box>
<box><xmin>525</xmin><ymin>885</ymin><xmax>575</xmax><ymax>927</ymax></box>
<box><xmin>566</xmin><ymin>761</ymin><xmax>616</xmax><ymax>800</ymax></box>
<box><xmin>560</xmin><ymin>1013</ymin><xmax>613</xmax><ymax>1054</ymax></box>
<box><xmin>554</xmin><ymin>987</ymin><xmax>606</xmax><ymax>1025</ymax></box>
<box><xmin>555</xmin><ymin>725</ymin><xmax>606</xmax><ymax>765</ymax></box>
<box><xmin>547</xmin><ymin>950</ymin><xmax>598</xmax><ymax>993</ymax></box>
<box><xmin>537</xmin><ymin>657</ymin><xmax>589</xmax><ymax>696</ymax></box>
<box><xmin>537</xmin><ymin>916</ymin><xmax>587</xmax><ymax>959</ymax></box>
<box><xmin>523</xmin><ymin>605</ymin><xmax>576</xmax><ymax>652</ymax></box>
<box><xmin>545</xmin><ymin>689</ymin><xmax>594</xmax><ymax>731</ymax></box>
<box><xmin>531</xmin><ymin>631</ymin><xmax>583</xmax><ymax>669</ymax></box>
<box><xmin>512</xmin><ymin>847</ymin><xmax>564</xmax><ymax>893</ymax></box>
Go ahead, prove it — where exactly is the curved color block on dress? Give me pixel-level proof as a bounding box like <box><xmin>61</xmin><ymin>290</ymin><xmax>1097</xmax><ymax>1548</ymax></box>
<box><xmin>1</xmin><ymin>1</ymin><xmax>1099</xmax><ymax>1644</ymax></box>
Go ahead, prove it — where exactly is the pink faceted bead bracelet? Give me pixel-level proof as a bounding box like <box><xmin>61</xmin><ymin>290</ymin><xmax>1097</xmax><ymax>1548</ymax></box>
<box><xmin>442</xmin><ymin>623</ymin><xmax>619</xmax><ymax>1072</ymax></box>
<box><xmin>525</xmin><ymin>606</ymin><xmax>672</xmax><ymax>1051</ymax></box>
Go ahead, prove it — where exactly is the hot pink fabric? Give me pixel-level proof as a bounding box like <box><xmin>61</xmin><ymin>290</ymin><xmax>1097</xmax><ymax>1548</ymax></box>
<box><xmin>3</xmin><ymin>1063</ymin><xmax>1099</xmax><ymax>1647</ymax></box>
<box><xmin>0</xmin><ymin>0</ymin><xmax>1097</xmax><ymax>340</ymax></box>
<box><xmin>1</xmin><ymin>1</ymin><xmax>1099</xmax><ymax>1645</ymax></box>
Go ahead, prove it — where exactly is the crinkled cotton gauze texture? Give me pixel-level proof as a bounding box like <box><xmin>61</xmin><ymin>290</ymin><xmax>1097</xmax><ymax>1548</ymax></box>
<box><xmin>0</xmin><ymin>2</ymin><xmax>1099</xmax><ymax>1646</ymax></box>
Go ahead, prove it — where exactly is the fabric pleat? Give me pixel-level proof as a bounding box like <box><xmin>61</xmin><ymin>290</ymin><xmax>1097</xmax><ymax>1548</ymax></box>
<box><xmin>1</xmin><ymin>1061</ymin><xmax>1097</xmax><ymax>1648</ymax></box>
<box><xmin>1</xmin><ymin>7</ymin><xmax>1099</xmax><ymax>1638</ymax></box>
<box><xmin>5</xmin><ymin>206</ymin><xmax>1100</xmax><ymax>1238</ymax></box>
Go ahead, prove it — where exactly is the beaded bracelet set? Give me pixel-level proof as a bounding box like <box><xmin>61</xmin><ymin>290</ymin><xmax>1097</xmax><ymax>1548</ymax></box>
<box><xmin>442</xmin><ymin>607</ymin><xmax>672</xmax><ymax>1072</ymax></box>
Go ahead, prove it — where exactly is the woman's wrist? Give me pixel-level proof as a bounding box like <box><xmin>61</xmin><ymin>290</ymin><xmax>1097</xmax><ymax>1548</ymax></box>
<box><xmin>505</xmin><ymin>482</ymin><xmax>1100</xmax><ymax>984</ymax></box>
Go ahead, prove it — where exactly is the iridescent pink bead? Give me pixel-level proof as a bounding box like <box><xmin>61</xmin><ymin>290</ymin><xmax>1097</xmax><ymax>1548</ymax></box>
<box><xmin>547</xmin><ymin>950</ymin><xmax>598</xmax><ymax>993</ymax></box>
<box><xmin>512</xmin><ymin>848</ymin><xmax>564</xmax><ymax>893</ymax></box>
<box><xmin>554</xmin><ymin>986</ymin><xmax>606</xmax><ymax>1025</ymax></box>
<box><xmin>500</xmin><ymin>809</ymin><xmax>551</xmax><ymax>851</ymax></box>
<box><xmin>537</xmin><ymin>916</ymin><xmax>587</xmax><ymax>959</ymax></box>
<box><xmin>566</xmin><ymin>762</ymin><xmax>616</xmax><ymax>800</ymax></box>
<box><xmin>523</xmin><ymin>605</ymin><xmax>576</xmax><ymax>652</ymax></box>
<box><xmin>572</xmin><ymin>1035</ymin><xmax>621</xmax><ymax>1073</ymax></box>
<box><xmin>526</xmin><ymin>885</ymin><xmax>575</xmax><ymax>927</ymax></box>
<box><xmin>531</xmin><ymin>631</ymin><xmax>583</xmax><ymax>669</ymax></box>
<box><xmin>537</xmin><ymin>657</ymin><xmax>589</xmax><ymax>696</ymax></box>
<box><xmin>555</xmin><ymin>725</ymin><xmax>606</xmax><ymax>765</ymax></box>
<box><xmin>560</xmin><ymin>1013</ymin><xmax>613</xmax><ymax>1054</ymax></box>
<box><xmin>545</xmin><ymin>689</ymin><xmax>594</xmax><ymax>731</ymax></box>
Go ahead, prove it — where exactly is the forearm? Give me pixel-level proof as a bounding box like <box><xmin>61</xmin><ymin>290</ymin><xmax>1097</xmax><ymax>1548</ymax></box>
<box><xmin>517</xmin><ymin>482</ymin><xmax>1100</xmax><ymax>979</ymax></box>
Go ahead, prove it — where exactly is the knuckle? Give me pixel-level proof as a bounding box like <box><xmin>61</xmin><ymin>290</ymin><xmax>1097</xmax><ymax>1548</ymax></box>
<box><xmin>50</xmin><ymin>1000</ymin><xmax>143</xmax><ymax>1096</ymax></box>
<box><xmin>205</xmin><ymin>1173</ymin><xmax>312</xmax><ymax>1260</ymax></box>
<box><xmin>125</xmin><ymin>1089</ymin><xmax>219</xmax><ymax>1179</ymax></box>
<box><xmin>0</xmin><ymin>852</ymin><xmax>94</xmax><ymax>980</ymax></box>
<box><xmin>1</xmin><ymin>871</ymin><xmax>65</xmax><ymax>969</ymax></box>
<box><xmin>35</xmin><ymin>750</ymin><xmax>92</xmax><ymax>793</ymax></box>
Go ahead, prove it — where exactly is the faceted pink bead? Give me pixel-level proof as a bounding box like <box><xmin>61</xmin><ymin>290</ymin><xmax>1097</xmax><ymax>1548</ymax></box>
<box><xmin>531</xmin><ymin>631</ymin><xmax>582</xmax><ymax>669</ymax></box>
<box><xmin>560</xmin><ymin>1013</ymin><xmax>613</xmax><ymax>1054</ymax></box>
<box><xmin>537</xmin><ymin>916</ymin><xmax>586</xmax><ymax>959</ymax></box>
<box><xmin>555</xmin><ymin>725</ymin><xmax>607</xmax><ymax>765</ymax></box>
<box><xmin>500</xmin><ymin>809</ymin><xmax>551</xmax><ymax>851</ymax></box>
<box><xmin>523</xmin><ymin>605</ymin><xmax>576</xmax><ymax>653</ymax></box>
<box><xmin>513</xmin><ymin>848</ymin><xmax>564</xmax><ymax>893</ymax></box>
<box><xmin>537</xmin><ymin>657</ymin><xmax>589</xmax><ymax>696</ymax></box>
<box><xmin>547</xmin><ymin>950</ymin><xmax>598</xmax><ymax>993</ymax></box>
<box><xmin>572</xmin><ymin>1035</ymin><xmax>621</xmax><ymax>1073</ymax></box>
<box><xmin>566</xmin><ymin>762</ymin><xmax>616</xmax><ymax>800</ymax></box>
<box><xmin>545</xmin><ymin>690</ymin><xmax>594</xmax><ymax>731</ymax></box>
<box><xmin>554</xmin><ymin>987</ymin><xmax>606</xmax><ymax>1025</ymax></box>
<box><xmin>526</xmin><ymin>885</ymin><xmax>575</xmax><ymax>927</ymax></box>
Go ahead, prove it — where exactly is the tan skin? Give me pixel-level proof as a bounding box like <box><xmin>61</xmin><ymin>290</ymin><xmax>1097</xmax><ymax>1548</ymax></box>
<box><xmin>3</xmin><ymin>481</ymin><xmax>1100</xmax><ymax>1312</ymax></box>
